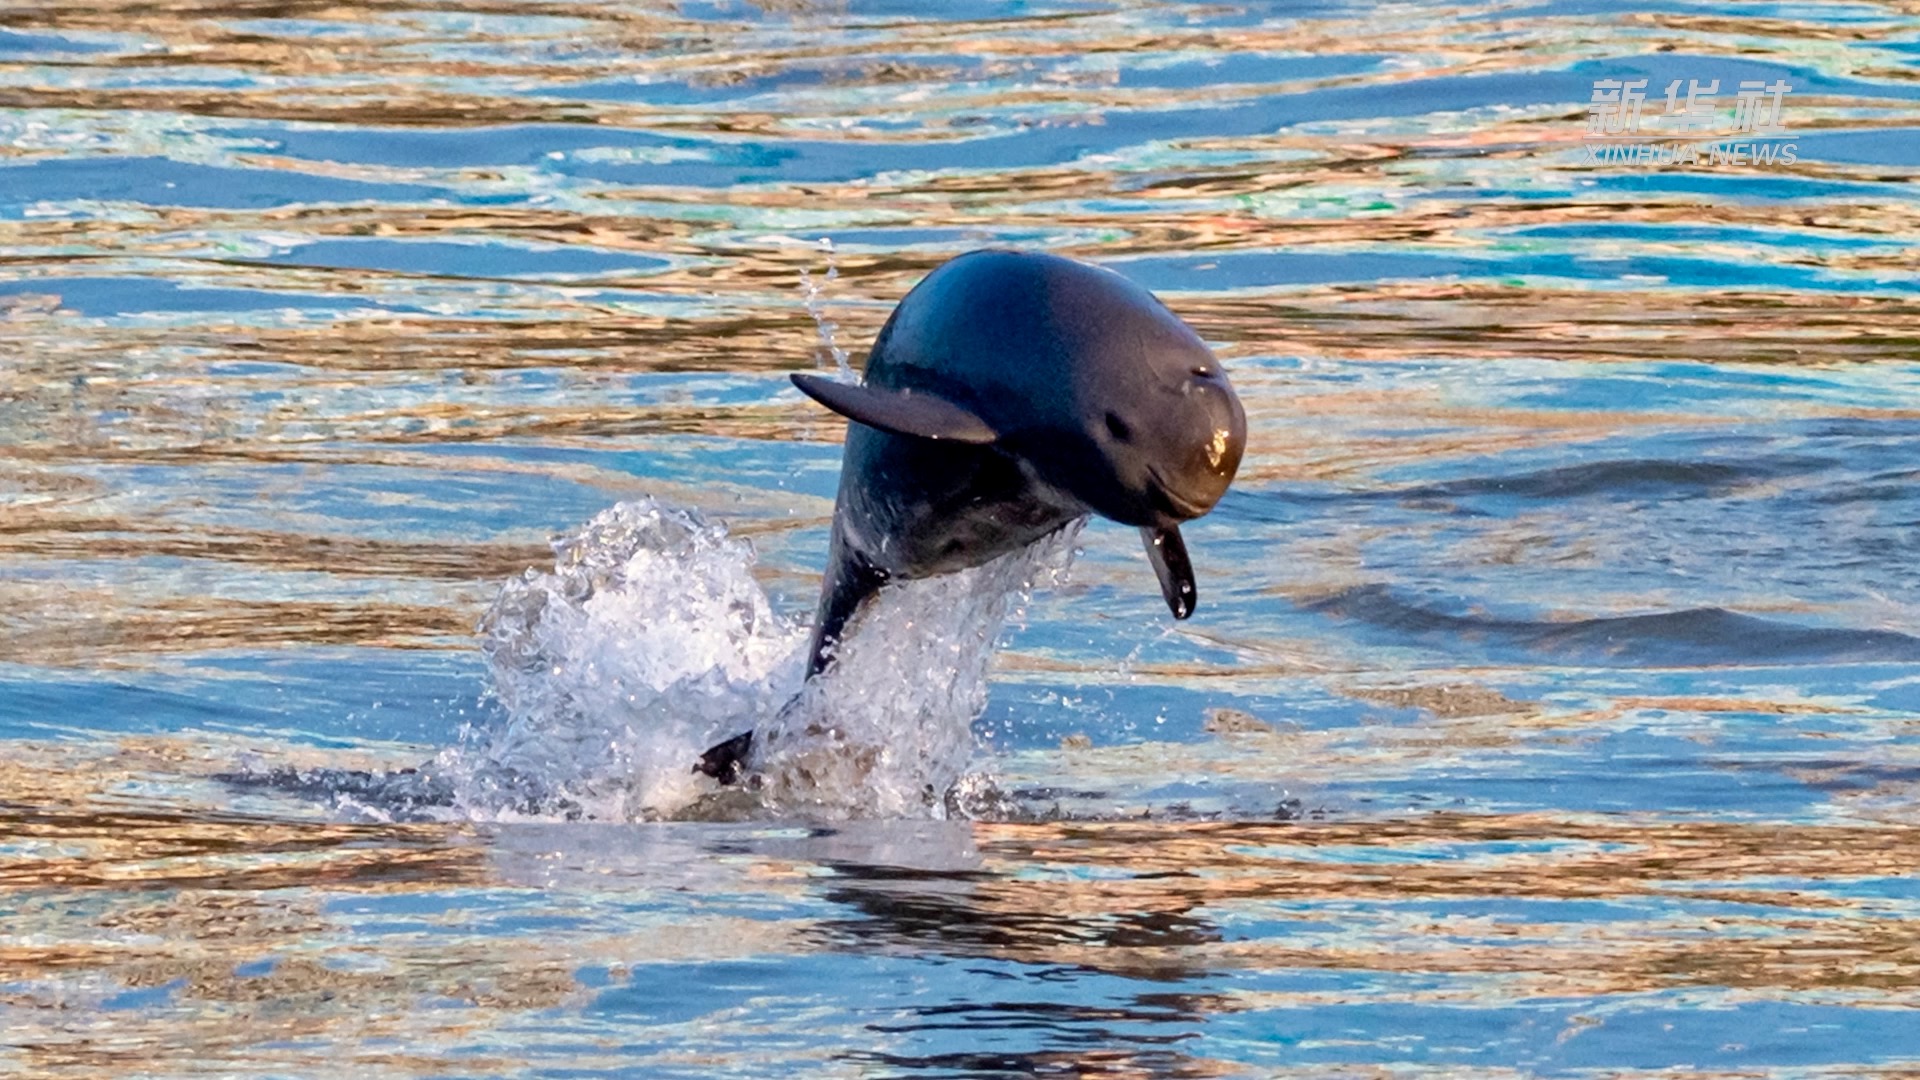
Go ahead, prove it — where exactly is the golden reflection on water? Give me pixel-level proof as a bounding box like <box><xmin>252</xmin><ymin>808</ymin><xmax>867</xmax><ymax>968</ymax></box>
<box><xmin>4</xmin><ymin>752</ymin><xmax>1920</xmax><ymax>1073</ymax></box>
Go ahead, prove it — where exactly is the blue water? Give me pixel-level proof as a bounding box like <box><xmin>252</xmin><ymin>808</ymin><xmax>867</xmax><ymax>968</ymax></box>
<box><xmin>3</xmin><ymin>0</ymin><xmax>1920</xmax><ymax>1075</ymax></box>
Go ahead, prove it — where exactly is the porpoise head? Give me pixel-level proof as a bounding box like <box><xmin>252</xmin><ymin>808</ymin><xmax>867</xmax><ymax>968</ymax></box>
<box><xmin>791</xmin><ymin>249</ymin><xmax>1246</xmax><ymax>618</ymax></box>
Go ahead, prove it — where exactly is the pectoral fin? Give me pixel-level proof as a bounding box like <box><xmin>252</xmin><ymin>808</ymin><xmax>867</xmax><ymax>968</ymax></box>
<box><xmin>791</xmin><ymin>372</ymin><xmax>998</xmax><ymax>444</ymax></box>
<box><xmin>1141</xmin><ymin>525</ymin><xmax>1196</xmax><ymax>619</ymax></box>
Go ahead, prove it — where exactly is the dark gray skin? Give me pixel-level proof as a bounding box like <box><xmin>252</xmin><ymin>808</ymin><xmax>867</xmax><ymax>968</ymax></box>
<box><xmin>697</xmin><ymin>249</ymin><xmax>1246</xmax><ymax>784</ymax></box>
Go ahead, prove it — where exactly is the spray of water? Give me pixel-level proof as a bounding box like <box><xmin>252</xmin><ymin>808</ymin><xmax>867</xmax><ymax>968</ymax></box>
<box><xmin>751</xmin><ymin>523</ymin><xmax>1081</xmax><ymax>818</ymax></box>
<box><xmin>797</xmin><ymin>237</ymin><xmax>854</xmax><ymax>378</ymax></box>
<box><xmin>451</xmin><ymin>499</ymin><xmax>806</xmax><ymax>821</ymax></box>
<box><xmin>446</xmin><ymin>498</ymin><xmax>1081</xmax><ymax>822</ymax></box>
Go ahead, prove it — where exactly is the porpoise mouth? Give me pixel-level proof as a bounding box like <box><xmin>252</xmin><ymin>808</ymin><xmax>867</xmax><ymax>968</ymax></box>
<box><xmin>1146</xmin><ymin>466</ymin><xmax>1214</xmax><ymax>521</ymax></box>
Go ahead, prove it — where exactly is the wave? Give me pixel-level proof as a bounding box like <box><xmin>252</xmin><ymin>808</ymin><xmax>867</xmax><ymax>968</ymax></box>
<box><xmin>1251</xmin><ymin>456</ymin><xmax>1834</xmax><ymax>511</ymax></box>
<box><xmin>1402</xmin><ymin>456</ymin><xmax>1830</xmax><ymax>501</ymax></box>
<box><xmin>1304</xmin><ymin>584</ymin><xmax>1920</xmax><ymax>667</ymax></box>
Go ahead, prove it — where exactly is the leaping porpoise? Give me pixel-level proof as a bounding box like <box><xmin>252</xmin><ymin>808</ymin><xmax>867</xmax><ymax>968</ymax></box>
<box><xmin>698</xmin><ymin>249</ymin><xmax>1246</xmax><ymax>784</ymax></box>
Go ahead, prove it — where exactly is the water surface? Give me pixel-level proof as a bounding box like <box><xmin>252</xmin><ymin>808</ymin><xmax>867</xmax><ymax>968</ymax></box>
<box><xmin>3</xmin><ymin>0</ymin><xmax>1920</xmax><ymax>1075</ymax></box>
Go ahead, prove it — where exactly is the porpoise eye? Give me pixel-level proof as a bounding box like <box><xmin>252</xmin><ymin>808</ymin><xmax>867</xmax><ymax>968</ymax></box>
<box><xmin>1191</xmin><ymin>365</ymin><xmax>1214</xmax><ymax>378</ymax></box>
<box><xmin>1105</xmin><ymin>412</ymin><xmax>1133</xmax><ymax>442</ymax></box>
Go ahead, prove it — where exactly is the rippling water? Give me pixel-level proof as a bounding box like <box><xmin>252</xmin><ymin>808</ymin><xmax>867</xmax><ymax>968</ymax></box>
<box><xmin>4</xmin><ymin>0</ymin><xmax>1920</xmax><ymax>1075</ymax></box>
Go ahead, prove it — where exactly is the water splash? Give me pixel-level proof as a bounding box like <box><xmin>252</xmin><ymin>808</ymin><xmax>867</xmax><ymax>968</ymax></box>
<box><xmin>752</xmin><ymin>522</ymin><xmax>1083</xmax><ymax>819</ymax></box>
<box><xmin>797</xmin><ymin>237</ymin><xmax>853</xmax><ymax>378</ymax></box>
<box><xmin>456</xmin><ymin>498</ymin><xmax>806</xmax><ymax>822</ymax></box>
<box><xmin>449</xmin><ymin>497</ymin><xmax>1082</xmax><ymax>822</ymax></box>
